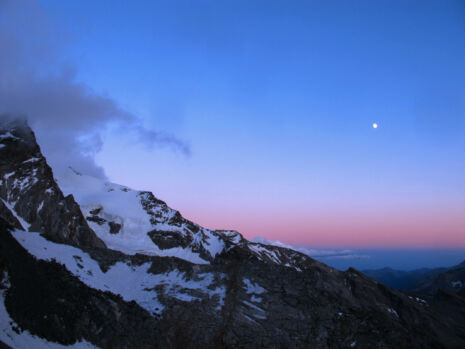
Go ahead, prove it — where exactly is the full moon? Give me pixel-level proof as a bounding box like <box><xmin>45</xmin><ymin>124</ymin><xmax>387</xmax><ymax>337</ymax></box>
<box><xmin>372</xmin><ymin>123</ymin><xmax>378</xmax><ymax>129</ymax></box>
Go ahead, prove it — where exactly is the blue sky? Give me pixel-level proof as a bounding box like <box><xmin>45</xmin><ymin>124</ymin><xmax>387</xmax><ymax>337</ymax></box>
<box><xmin>35</xmin><ymin>0</ymin><xmax>465</xmax><ymax>258</ymax></box>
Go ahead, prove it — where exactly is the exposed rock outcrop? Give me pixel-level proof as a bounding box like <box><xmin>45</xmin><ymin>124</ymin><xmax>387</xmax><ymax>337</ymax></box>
<box><xmin>0</xmin><ymin>118</ymin><xmax>104</xmax><ymax>248</ymax></box>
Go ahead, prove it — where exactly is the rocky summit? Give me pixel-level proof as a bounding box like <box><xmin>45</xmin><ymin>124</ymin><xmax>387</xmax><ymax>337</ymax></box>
<box><xmin>0</xmin><ymin>118</ymin><xmax>464</xmax><ymax>348</ymax></box>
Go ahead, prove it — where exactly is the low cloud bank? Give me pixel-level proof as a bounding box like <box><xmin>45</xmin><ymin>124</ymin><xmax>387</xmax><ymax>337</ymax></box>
<box><xmin>252</xmin><ymin>237</ymin><xmax>370</xmax><ymax>260</ymax></box>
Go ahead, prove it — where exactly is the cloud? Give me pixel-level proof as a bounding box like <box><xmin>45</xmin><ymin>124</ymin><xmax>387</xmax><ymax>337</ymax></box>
<box><xmin>0</xmin><ymin>0</ymin><xmax>189</xmax><ymax>179</ymax></box>
<box><xmin>252</xmin><ymin>236</ymin><xmax>370</xmax><ymax>260</ymax></box>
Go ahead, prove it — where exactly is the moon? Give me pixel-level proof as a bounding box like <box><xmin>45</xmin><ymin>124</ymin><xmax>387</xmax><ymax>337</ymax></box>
<box><xmin>372</xmin><ymin>123</ymin><xmax>378</xmax><ymax>129</ymax></box>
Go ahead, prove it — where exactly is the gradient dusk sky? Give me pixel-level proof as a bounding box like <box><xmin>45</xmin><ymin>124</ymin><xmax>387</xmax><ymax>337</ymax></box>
<box><xmin>22</xmin><ymin>1</ymin><xmax>465</xmax><ymax>248</ymax></box>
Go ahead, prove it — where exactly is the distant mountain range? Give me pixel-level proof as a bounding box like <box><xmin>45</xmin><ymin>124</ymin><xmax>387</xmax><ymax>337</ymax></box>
<box><xmin>408</xmin><ymin>261</ymin><xmax>465</xmax><ymax>295</ymax></box>
<box><xmin>363</xmin><ymin>261</ymin><xmax>465</xmax><ymax>292</ymax></box>
<box><xmin>1</xmin><ymin>118</ymin><xmax>465</xmax><ymax>348</ymax></box>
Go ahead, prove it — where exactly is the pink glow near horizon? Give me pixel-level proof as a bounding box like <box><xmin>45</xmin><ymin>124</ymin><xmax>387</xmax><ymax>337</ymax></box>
<box><xmin>178</xmin><ymin>205</ymin><xmax>465</xmax><ymax>248</ymax></box>
<box><xmin>109</xmin><ymin>168</ymin><xmax>465</xmax><ymax>249</ymax></box>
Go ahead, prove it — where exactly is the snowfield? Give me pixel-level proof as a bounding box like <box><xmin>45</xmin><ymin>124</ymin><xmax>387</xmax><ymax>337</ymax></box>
<box><xmin>57</xmin><ymin>168</ymin><xmax>225</xmax><ymax>264</ymax></box>
<box><xmin>12</xmin><ymin>230</ymin><xmax>227</xmax><ymax>316</ymax></box>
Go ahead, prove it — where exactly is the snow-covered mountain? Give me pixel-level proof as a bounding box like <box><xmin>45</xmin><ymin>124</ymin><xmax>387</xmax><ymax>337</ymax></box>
<box><xmin>58</xmin><ymin>167</ymin><xmax>237</xmax><ymax>264</ymax></box>
<box><xmin>55</xmin><ymin>166</ymin><xmax>314</xmax><ymax>270</ymax></box>
<box><xmin>252</xmin><ymin>237</ymin><xmax>362</xmax><ymax>259</ymax></box>
<box><xmin>1</xmin><ymin>118</ymin><xmax>465</xmax><ymax>349</ymax></box>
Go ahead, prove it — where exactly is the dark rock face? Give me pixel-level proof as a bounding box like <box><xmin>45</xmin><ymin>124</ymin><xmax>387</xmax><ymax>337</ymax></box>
<box><xmin>3</xmin><ymin>216</ymin><xmax>465</xmax><ymax>348</ymax></box>
<box><xmin>0</xmin><ymin>200</ymin><xmax>22</xmax><ymax>230</ymax></box>
<box><xmin>89</xmin><ymin>207</ymin><xmax>103</xmax><ymax>215</ymax></box>
<box><xmin>0</xmin><ymin>219</ymin><xmax>167</xmax><ymax>349</ymax></box>
<box><xmin>0</xmin><ymin>118</ymin><xmax>104</xmax><ymax>248</ymax></box>
<box><xmin>108</xmin><ymin>221</ymin><xmax>122</xmax><ymax>234</ymax></box>
<box><xmin>409</xmin><ymin>265</ymin><xmax>465</xmax><ymax>296</ymax></box>
<box><xmin>1</xmin><ymin>118</ymin><xmax>465</xmax><ymax>348</ymax></box>
<box><xmin>148</xmin><ymin>229</ymin><xmax>193</xmax><ymax>249</ymax></box>
<box><xmin>0</xmin><ymin>340</ymin><xmax>12</xmax><ymax>349</ymax></box>
<box><xmin>402</xmin><ymin>265</ymin><xmax>465</xmax><ymax>349</ymax></box>
<box><xmin>87</xmin><ymin>215</ymin><xmax>107</xmax><ymax>225</ymax></box>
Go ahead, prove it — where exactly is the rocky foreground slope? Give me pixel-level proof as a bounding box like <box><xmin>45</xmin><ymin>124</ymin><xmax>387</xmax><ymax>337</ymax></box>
<box><xmin>1</xmin><ymin>118</ymin><xmax>465</xmax><ymax>348</ymax></box>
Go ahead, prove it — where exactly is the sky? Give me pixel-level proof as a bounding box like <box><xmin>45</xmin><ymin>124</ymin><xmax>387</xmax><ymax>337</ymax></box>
<box><xmin>1</xmin><ymin>1</ymin><xmax>465</xmax><ymax>261</ymax></box>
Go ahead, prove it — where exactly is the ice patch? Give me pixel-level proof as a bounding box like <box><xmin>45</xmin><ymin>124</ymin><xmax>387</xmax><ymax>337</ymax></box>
<box><xmin>0</xmin><ymin>270</ymin><xmax>10</xmax><ymax>289</ymax></box>
<box><xmin>1</xmin><ymin>199</ymin><xmax>30</xmax><ymax>230</ymax></box>
<box><xmin>242</xmin><ymin>300</ymin><xmax>266</xmax><ymax>319</ymax></box>
<box><xmin>220</xmin><ymin>231</ymin><xmax>242</xmax><ymax>244</ymax></box>
<box><xmin>387</xmin><ymin>307</ymin><xmax>399</xmax><ymax>318</ymax></box>
<box><xmin>409</xmin><ymin>295</ymin><xmax>427</xmax><ymax>305</ymax></box>
<box><xmin>0</xmin><ymin>132</ymin><xmax>19</xmax><ymax>141</ymax></box>
<box><xmin>37</xmin><ymin>201</ymin><xmax>44</xmax><ymax>213</ymax></box>
<box><xmin>12</xmin><ymin>173</ymin><xmax>38</xmax><ymax>191</ymax></box>
<box><xmin>4</xmin><ymin>172</ymin><xmax>15</xmax><ymax>180</ymax></box>
<box><xmin>248</xmin><ymin>244</ymin><xmax>281</xmax><ymax>264</ymax></box>
<box><xmin>201</xmin><ymin>230</ymin><xmax>225</xmax><ymax>257</ymax></box>
<box><xmin>243</xmin><ymin>278</ymin><xmax>266</xmax><ymax>295</ymax></box>
<box><xmin>23</xmin><ymin>157</ymin><xmax>41</xmax><ymax>164</ymax></box>
<box><xmin>451</xmin><ymin>280</ymin><xmax>463</xmax><ymax>288</ymax></box>
<box><xmin>242</xmin><ymin>314</ymin><xmax>259</xmax><ymax>324</ymax></box>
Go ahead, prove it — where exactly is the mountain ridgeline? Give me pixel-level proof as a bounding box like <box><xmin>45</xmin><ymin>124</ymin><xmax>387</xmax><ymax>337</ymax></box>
<box><xmin>363</xmin><ymin>262</ymin><xmax>465</xmax><ymax>292</ymax></box>
<box><xmin>1</xmin><ymin>118</ymin><xmax>465</xmax><ymax>348</ymax></box>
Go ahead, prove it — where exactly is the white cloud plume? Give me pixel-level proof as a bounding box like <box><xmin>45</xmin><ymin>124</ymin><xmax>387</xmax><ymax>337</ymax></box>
<box><xmin>0</xmin><ymin>0</ymin><xmax>189</xmax><ymax>179</ymax></box>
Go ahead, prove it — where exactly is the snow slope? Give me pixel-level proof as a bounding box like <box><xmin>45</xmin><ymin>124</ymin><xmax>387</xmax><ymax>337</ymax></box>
<box><xmin>55</xmin><ymin>168</ymin><xmax>314</xmax><ymax>271</ymax></box>
<box><xmin>12</xmin><ymin>230</ymin><xmax>226</xmax><ymax>315</ymax></box>
<box><xmin>57</xmin><ymin>168</ymin><xmax>232</xmax><ymax>264</ymax></box>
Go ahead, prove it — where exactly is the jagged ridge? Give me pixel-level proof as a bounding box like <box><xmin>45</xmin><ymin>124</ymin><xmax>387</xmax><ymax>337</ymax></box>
<box><xmin>0</xmin><ymin>118</ymin><xmax>104</xmax><ymax>248</ymax></box>
<box><xmin>1</xmin><ymin>118</ymin><xmax>465</xmax><ymax>349</ymax></box>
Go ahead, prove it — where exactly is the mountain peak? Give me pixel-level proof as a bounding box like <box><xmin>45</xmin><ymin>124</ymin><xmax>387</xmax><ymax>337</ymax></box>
<box><xmin>0</xmin><ymin>118</ymin><xmax>105</xmax><ymax>248</ymax></box>
<box><xmin>2</xmin><ymin>120</ymin><xmax>465</xmax><ymax>348</ymax></box>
